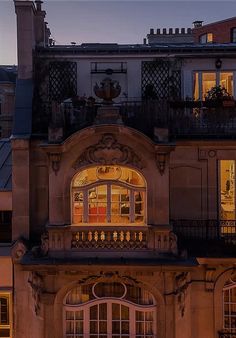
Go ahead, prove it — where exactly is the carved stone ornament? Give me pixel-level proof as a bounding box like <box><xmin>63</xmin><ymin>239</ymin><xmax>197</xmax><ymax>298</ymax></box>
<box><xmin>205</xmin><ymin>267</ymin><xmax>216</xmax><ymax>292</ymax></box>
<box><xmin>94</xmin><ymin>78</ymin><xmax>121</xmax><ymax>105</ymax></box>
<box><xmin>78</xmin><ymin>271</ymin><xmax>140</xmax><ymax>287</ymax></box>
<box><xmin>73</xmin><ymin>134</ymin><xmax>143</xmax><ymax>170</ymax></box>
<box><xmin>28</xmin><ymin>272</ymin><xmax>44</xmax><ymax>317</ymax></box>
<box><xmin>11</xmin><ymin>238</ymin><xmax>28</xmax><ymax>263</ymax></box>
<box><xmin>175</xmin><ymin>272</ymin><xmax>189</xmax><ymax>317</ymax></box>
<box><xmin>155</xmin><ymin>152</ymin><xmax>167</xmax><ymax>175</ymax></box>
<box><xmin>31</xmin><ymin>231</ymin><xmax>49</xmax><ymax>258</ymax></box>
<box><xmin>49</xmin><ymin>152</ymin><xmax>61</xmax><ymax>175</ymax></box>
<box><xmin>169</xmin><ymin>231</ymin><xmax>178</xmax><ymax>255</ymax></box>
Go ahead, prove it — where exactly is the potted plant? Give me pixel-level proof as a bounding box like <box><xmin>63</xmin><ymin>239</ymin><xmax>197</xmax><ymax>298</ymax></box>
<box><xmin>204</xmin><ymin>85</ymin><xmax>235</xmax><ymax>108</ymax></box>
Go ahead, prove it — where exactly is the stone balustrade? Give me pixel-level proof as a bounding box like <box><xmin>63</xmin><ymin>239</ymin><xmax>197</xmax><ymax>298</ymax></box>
<box><xmin>47</xmin><ymin>225</ymin><xmax>178</xmax><ymax>255</ymax></box>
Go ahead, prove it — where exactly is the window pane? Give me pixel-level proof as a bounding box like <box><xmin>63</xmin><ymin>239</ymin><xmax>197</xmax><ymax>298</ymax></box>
<box><xmin>193</xmin><ymin>72</ymin><xmax>199</xmax><ymax>100</ymax></box>
<box><xmin>220</xmin><ymin>160</ymin><xmax>235</xmax><ymax>221</ymax></box>
<box><xmin>202</xmin><ymin>73</ymin><xmax>216</xmax><ymax>99</ymax></box>
<box><xmin>0</xmin><ymin>297</ymin><xmax>9</xmax><ymax>325</ymax></box>
<box><xmin>220</xmin><ymin>72</ymin><xmax>233</xmax><ymax>96</ymax></box>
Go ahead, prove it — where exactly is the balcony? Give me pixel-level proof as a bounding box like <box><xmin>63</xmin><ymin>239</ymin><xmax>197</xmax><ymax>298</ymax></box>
<box><xmin>172</xmin><ymin>219</ymin><xmax>236</xmax><ymax>256</ymax></box>
<box><xmin>219</xmin><ymin>332</ymin><xmax>236</xmax><ymax>338</ymax></box>
<box><xmin>33</xmin><ymin>99</ymin><xmax>236</xmax><ymax>142</ymax></box>
<box><xmin>46</xmin><ymin>225</ymin><xmax>178</xmax><ymax>258</ymax></box>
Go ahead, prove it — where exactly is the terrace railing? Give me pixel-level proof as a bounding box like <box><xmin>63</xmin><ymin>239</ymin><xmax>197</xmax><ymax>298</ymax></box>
<box><xmin>33</xmin><ymin>99</ymin><xmax>236</xmax><ymax>141</ymax></box>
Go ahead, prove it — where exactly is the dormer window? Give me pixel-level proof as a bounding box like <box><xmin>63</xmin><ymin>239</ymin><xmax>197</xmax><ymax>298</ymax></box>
<box><xmin>199</xmin><ymin>33</ymin><xmax>213</xmax><ymax>43</ymax></box>
<box><xmin>231</xmin><ymin>28</ymin><xmax>236</xmax><ymax>42</ymax></box>
<box><xmin>71</xmin><ymin>166</ymin><xmax>146</xmax><ymax>225</ymax></box>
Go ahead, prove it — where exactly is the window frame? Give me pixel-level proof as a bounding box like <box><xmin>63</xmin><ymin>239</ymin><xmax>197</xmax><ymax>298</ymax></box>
<box><xmin>0</xmin><ymin>293</ymin><xmax>12</xmax><ymax>338</ymax></box>
<box><xmin>71</xmin><ymin>167</ymin><xmax>147</xmax><ymax>226</ymax></box>
<box><xmin>193</xmin><ymin>71</ymin><xmax>235</xmax><ymax>100</ymax></box>
<box><xmin>231</xmin><ymin>27</ymin><xmax>236</xmax><ymax>43</ymax></box>
<box><xmin>63</xmin><ymin>283</ymin><xmax>157</xmax><ymax>338</ymax></box>
<box><xmin>223</xmin><ymin>279</ymin><xmax>236</xmax><ymax>332</ymax></box>
<box><xmin>199</xmin><ymin>33</ymin><xmax>213</xmax><ymax>44</ymax></box>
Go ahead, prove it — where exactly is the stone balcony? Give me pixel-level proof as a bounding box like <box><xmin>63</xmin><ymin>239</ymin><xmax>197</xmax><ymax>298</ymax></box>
<box><xmin>46</xmin><ymin>225</ymin><xmax>178</xmax><ymax>258</ymax></box>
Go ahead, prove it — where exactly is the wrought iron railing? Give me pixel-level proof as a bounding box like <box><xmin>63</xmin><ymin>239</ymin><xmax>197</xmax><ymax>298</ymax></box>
<box><xmin>33</xmin><ymin>99</ymin><xmax>236</xmax><ymax>140</ymax></box>
<box><xmin>219</xmin><ymin>331</ymin><xmax>236</xmax><ymax>338</ymax></box>
<box><xmin>172</xmin><ymin>219</ymin><xmax>236</xmax><ymax>245</ymax></box>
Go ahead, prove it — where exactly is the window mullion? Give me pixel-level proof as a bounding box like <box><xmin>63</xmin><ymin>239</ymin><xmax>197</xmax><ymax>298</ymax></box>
<box><xmin>84</xmin><ymin>190</ymin><xmax>88</xmax><ymax>223</ymax></box>
<box><xmin>107</xmin><ymin>184</ymin><xmax>111</xmax><ymax>223</ymax></box>
<box><xmin>199</xmin><ymin>72</ymin><xmax>202</xmax><ymax>100</ymax></box>
<box><xmin>216</xmin><ymin>71</ymin><xmax>220</xmax><ymax>87</ymax></box>
<box><xmin>130</xmin><ymin>190</ymin><xmax>135</xmax><ymax>223</ymax></box>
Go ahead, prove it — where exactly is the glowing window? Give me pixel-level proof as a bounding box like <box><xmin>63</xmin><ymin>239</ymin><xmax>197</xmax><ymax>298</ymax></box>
<box><xmin>199</xmin><ymin>33</ymin><xmax>213</xmax><ymax>43</ymax></box>
<box><xmin>64</xmin><ymin>282</ymin><xmax>156</xmax><ymax>338</ymax></box>
<box><xmin>0</xmin><ymin>294</ymin><xmax>11</xmax><ymax>338</ymax></box>
<box><xmin>71</xmin><ymin>166</ymin><xmax>146</xmax><ymax>225</ymax></box>
<box><xmin>223</xmin><ymin>276</ymin><xmax>236</xmax><ymax>332</ymax></box>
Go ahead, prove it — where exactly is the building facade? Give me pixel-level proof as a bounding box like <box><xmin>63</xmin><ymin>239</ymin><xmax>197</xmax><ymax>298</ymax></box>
<box><xmin>1</xmin><ymin>1</ymin><xmax>236</xmax><ymax>338</ymax></box>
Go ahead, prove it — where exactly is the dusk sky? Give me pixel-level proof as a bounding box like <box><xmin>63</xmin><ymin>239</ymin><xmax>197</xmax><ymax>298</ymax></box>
<box><xmin>1</xmin><ymin>0</ymin><xmax>236</xmax><ymax>64</ymax></box>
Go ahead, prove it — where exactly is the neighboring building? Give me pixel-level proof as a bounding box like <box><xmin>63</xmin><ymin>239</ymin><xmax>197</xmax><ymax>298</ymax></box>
<box><xmin>1</xmin><ymin>1</ymin><xmax>236</xmax><ymax>338</ymax></box>
<box><xmin>0</xmin><ymin>66</ymin><xmax>16</xmax><ymax>138</ymax></box>
<box><xmin>193</xmin><ymin>17</ymin><xmax>236</xmax><ymax>44</ymax></box>
<box><xmin>147</xmin><ymin>17</ymin><xmax>236</xmax><ymax>45</ymax></box>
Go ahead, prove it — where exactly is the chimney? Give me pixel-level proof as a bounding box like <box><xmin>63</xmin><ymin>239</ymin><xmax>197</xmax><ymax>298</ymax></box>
<box><xmin>193</xmin><ymin>20</ymin><xmax>203</xmax><ymax>28</ymax></box>
<box><xmin>35</xmin><ymin>1</ymin><xmax>47</xmax><ymax>46</ymax></box>
<box><xmin>163</xmin><ymin>28</ymin><xmax>167</xmax><ymax>34</ymax></box>
<box><xmin>143</xmin><ymin>38</ymin><xmax>147</xmax><ymax>45</ymax></box>
<box><xmin>169</xmin><ymin>28</ymin><xmax>173</xmax><ymax>35</ymax></box>
<box><xmin>156</xmin><ymin>29</ymin><xmax>161</xmax><ymax>34</ymax></box>
<box><xmin>150</xmin><ymin>28</ymin><xmax>154</xmax><ymax>35</ymax></box>
<box><xmin>181</xmin><ymin>28</ymin><xmax>185</xmax><ymax>34</ymax></box>
<box><xmin>14</xmin><ymin>0</ymin><xmax>36</xmax><ymax>79</ymax></box>
<box><xmin>175</xmin><ymin>28</ymin><xmax>179</xmax><ymax>34</ymax></box>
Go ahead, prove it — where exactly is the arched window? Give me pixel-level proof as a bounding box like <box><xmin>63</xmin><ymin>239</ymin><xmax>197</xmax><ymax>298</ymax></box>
<box><xmin>64</xmin><ymin>282</ymin><xmax>156</xmax><ymax>337</ymax></box>
<box><xmin>223</xmin><ymin>276</ymin><xmax>236</xmax><ymax>333</ymax></box>
<box><xmin>71</xmin><ymin>166</ymin><xmax>146</xmax><ymax>225</ymax></box>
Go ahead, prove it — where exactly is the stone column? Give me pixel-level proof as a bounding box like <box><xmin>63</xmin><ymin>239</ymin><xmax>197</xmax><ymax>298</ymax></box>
<box><xmin>11</xmin><ymin>139</ymin><xmax>30</xmax><ymax>239</ymax></box>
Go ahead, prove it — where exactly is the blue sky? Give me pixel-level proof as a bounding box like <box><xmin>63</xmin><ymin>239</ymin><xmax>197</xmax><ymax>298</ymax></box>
<box><xmin>0</xmin><ymin>1</ymin><xmax>236</xmax><ymax>64</ymax></box>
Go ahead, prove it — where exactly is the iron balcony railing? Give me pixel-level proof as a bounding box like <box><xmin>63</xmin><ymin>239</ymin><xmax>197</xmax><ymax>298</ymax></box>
<box><xmin>172</xmin><ymin>219</ymin><xmax>236</xmax><ymax>255</ymax></box>
<box><xmin>219</xmin><ymin>331</ymin><xmax>236</xmax><ymax>338</ymax></box>
<box><xmin>33</xmin><ymin>99</ymin><xmax>236</xmax><ymax>140</ymax></box>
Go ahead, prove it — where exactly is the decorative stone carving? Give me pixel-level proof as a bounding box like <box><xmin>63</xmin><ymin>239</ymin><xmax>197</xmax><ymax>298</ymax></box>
<box><xmin>78</xmin><ymin>271</ymin><xmax>140</xmax><ymax>287</ymax></box>
<box><xmin>31</xmin><ymin>231</ymin><xmax>49</xmax><ymax>257</ymax></box>
<box><xmin>155</xmin><ymin>152</ymin><xmax>167</xmax><ymax>175</ymax></box>
<box><xmin>28</xmin><ymin>272</ymin><xmax>44</xmax><ymax>316</ymax></box>
<box><xmin>73</xmin><ymin>133</ymin><xmax>143</xmax><ymax>169</ymax></box>
<box><xmin>175</xmin><ymin>272</ymin><xmax>189</xmax><ymax>317</ymax></box>
<box><xmin>205</xmin><ymin>267</ymin><xmax>216</xmax><ymax>292</ymax></box>
<box><xmin>11</xmin><ymin>238</ymin><xmax>28</xmax><ymax>263</ymax></box>
<box><xmin>169</xmin><ymin>231</ymin><xmax>178</xmax><ymax>255</ymax></box>
<box><xmin>49</xmin><ymin>152</ymin><xmax>62</xmax><ymax>175</ymax></box>
<box><xmin>94</xmin><ymin>78</ymin><xmax>121</xmax><ymax>105</ymax></box>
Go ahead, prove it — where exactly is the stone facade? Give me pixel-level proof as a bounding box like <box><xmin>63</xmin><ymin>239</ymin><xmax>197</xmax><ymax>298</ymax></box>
<box><xmin>0</xmin><ymin>2</ymin><xmax>236</xmax><ymax>338</ymax></box>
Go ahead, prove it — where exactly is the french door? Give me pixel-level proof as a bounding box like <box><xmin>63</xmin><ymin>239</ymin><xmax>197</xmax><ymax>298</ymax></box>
<box><xmin>65</xmin><ymin>300</ymin><xmax>155</xmax><ymax>338</ymax></box>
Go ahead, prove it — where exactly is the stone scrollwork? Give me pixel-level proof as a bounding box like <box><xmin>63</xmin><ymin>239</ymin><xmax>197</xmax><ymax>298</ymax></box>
<box><xmin>11</xmin><ymin>238</ymin><xmax>28</xmax><ymax>263</ymax></box>
<box><xmin>175</xmin><ymin>272</ymin><xmax>189</xmax><ymax>317</ymax></box>
<box><xmin>78</xmin><ymin>271</ymin><xmax>140</xmax><ymax>287</ymax></box>
<box><xmin>73</xmin><ymin>133</ymin><xmax>143</xmax><ymax>169</ymax></box>
<box><xmin>205</xmin><ymin>267</ymin><xmax>217</xmax><ymax>292</ymax></box>
<box><xmin>28</xmin><ymin>272</ymin><xmax>44</xmax><ymax>317</ymax></box>
<box><xmin>31</xmin><ymin>231</ymin><xmax>49</xmax><ymax>257</ymax></box>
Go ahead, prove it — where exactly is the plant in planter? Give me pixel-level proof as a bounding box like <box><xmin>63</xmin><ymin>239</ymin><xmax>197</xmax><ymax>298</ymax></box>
<box><xmin>204</xmin><ymin>85</ymin><xmax>235</xmax><ymax>107</ymax></box>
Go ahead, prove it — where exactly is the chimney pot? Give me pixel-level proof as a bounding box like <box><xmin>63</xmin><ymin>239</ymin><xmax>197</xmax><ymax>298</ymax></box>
<box><xmin>181</xmin><ymin>28</ymin><xmax>185</xmax><ymax>34</ymax></box>
<box><xmin>163</xmin><ymin>28</ymin><xmax>167</xmax><ymax>34</ymax></box>
<box><xmin>150</xmin><ymin>28</ymin><xmax>154</xmax><ymax>34</ymax></box>
<box><xmin>175</xmin><ymin>28</ymin><xmax>179</xmax><ymax>34</ymax></box>
<box><xmin>156</xmin><ymin>28</ymin><xmax>160</xmax><ymax>34</ymax></box>
<box><xmin>169</xmin><ymin>28</ymin><xmax>173</xmax><ymax>35</ymax></box>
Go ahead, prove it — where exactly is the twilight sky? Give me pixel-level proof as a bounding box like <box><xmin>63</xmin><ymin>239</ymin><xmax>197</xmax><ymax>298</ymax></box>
<box><xmin>0</xmin><ymin>0</ymin><xmax>236</xmax><ymax>65</ymax></box>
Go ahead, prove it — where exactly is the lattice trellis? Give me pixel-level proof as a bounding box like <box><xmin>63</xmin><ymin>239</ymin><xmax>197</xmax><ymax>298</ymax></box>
<box><xmin>141</xmin><ymin>60</ymin><xmax>181</xmax><ymax>99</ymax></box>
<box><xmin>49</xmin><ymin>61</ymin><xmax>77</xmax><ymax>101</ymax></box>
